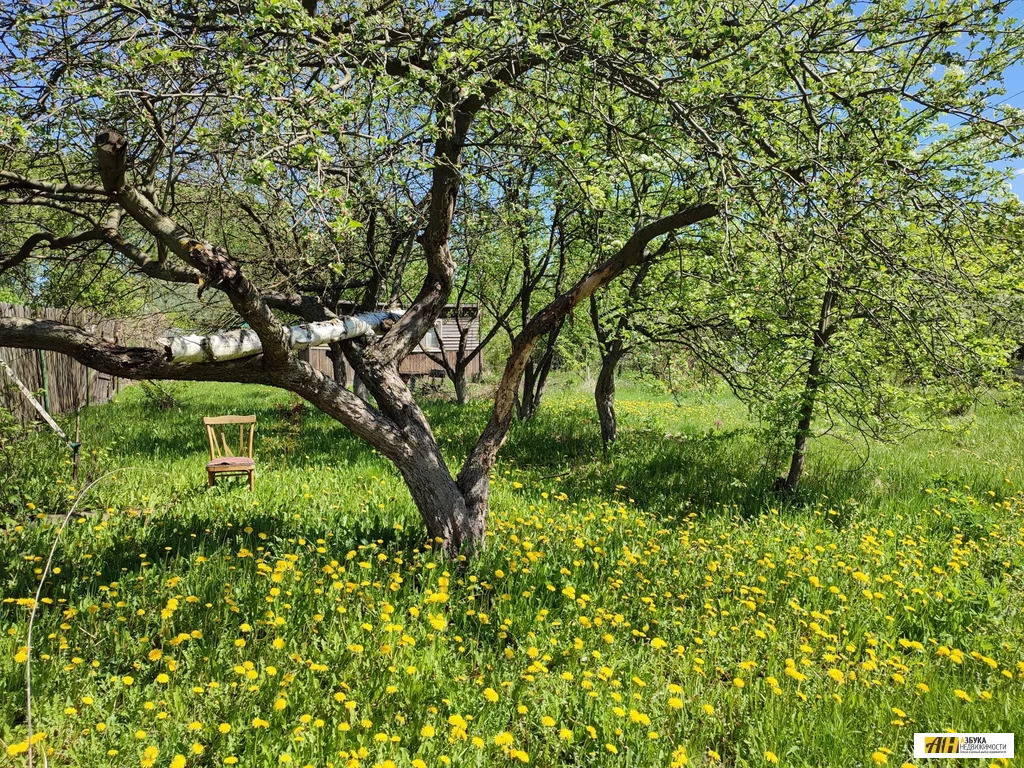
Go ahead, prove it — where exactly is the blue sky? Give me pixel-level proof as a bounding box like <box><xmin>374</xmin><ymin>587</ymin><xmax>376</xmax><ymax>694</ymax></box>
<box><xmin>1002</xmin><ymin>1</ymin><xmax>1024</xmax><ymax>198</ymax></box>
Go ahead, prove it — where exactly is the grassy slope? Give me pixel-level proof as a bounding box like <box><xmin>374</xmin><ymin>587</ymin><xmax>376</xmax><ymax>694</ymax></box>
<box><xmin>1</xmin><ymin>380</ymin><xmax>1022</xmax><ymax>767</ymax></box>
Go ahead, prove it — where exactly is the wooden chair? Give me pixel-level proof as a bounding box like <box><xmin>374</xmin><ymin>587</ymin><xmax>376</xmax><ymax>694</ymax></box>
<box><xmin>204</xmin><ymin>415</ymin><xmax>256</xmax><ymax>489</ymax></box>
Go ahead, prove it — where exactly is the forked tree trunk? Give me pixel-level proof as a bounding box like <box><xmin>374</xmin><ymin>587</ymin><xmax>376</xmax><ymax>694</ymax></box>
<box><xmin>517</xmin><ymin>323</ymin><xmax>562</xmax><ymax>419</ymax></box>
<box><xmin>343</xmin><ymin>346</ymin><xmax>485</xmax><ymax>554</ymax></box>
<box><xmin>596</xmin><ymin>346</ymin><xmax>624</xmax><ymax>453</ymax></box>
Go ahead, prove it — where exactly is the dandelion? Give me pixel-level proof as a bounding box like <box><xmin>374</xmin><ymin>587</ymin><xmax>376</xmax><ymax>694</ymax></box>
<box><xmin>872</xmin><ymin>751</ymin><xmax>888</xmax><ymax>765</ymax></box>
<box><xmin>483</xmin><ymin>687</ymin><xmax>499</xmax><ymax>703</ymax></box>
<box><xmin>629</xmin><ymin>709</ymin><xmax>651</xmax><ymax>726</ymax></box>
<box><xmin>765</xmin><ymin>751</ymin><xmax>779</xmax><ymax>764</ymax></box>
<box><xmin>421</xmin><ymin>724</ymin><xmax>435</xmax><ymax>738</ymax></box>
<box><xmin>218</xmin><ymin>723</ymin><xmax>231</xmax><ymax>734</ymax></box>
<box><xmin>170</xmin><ymin>755</ymin><xmax>186</xmax><ymax>768</ymax></box>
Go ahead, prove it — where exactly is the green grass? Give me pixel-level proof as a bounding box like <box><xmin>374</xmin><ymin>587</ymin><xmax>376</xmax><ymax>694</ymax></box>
<box><xmin>1</xmin><ymin>379</ymin><xmax>1022</xmax><ymax>767</ymax></box>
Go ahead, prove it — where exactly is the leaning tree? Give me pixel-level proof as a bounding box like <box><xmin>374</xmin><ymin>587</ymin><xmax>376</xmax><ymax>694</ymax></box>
<box><xmin>1</xmin><ymin>0</ymin><xmax>1020</xmax><ymax>555</ymax></box>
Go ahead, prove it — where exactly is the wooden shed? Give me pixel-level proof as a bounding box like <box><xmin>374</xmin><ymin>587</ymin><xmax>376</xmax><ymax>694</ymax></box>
<box><xmin>298</xmin><ymin>304</ymin><xmax>483</xmax><ymax>385</ymax></box>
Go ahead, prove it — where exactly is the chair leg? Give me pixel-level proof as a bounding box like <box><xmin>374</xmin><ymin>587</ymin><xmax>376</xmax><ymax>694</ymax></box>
<box><xmin>208</xmin><ymin>471</ymin><xmax>216</xmax><ymax>487</ymax></box>
<box><xmin>248</xmin><ymin>470</ymin><xmax>255</xmax><ymax>491</ymax></box>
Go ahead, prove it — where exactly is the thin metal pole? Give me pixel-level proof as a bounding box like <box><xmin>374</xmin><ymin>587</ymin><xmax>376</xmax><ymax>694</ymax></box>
<box><xmin>36</xmin><ymin>349</ymin><xmax>51</xmax><ymax>414</ymax></box>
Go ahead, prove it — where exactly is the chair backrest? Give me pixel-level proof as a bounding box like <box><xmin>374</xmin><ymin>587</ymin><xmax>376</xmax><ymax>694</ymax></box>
<box><xmin>204</xmin><ymin>415</ymin><xmax>256</xmax><ymax>460</ymax></box>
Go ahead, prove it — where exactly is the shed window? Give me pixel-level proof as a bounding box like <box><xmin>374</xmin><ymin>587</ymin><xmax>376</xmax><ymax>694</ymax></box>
<box><xmin>420</xmin><ymin>327</ymin><xmax>441</xmax><ymax>351</ymax></box>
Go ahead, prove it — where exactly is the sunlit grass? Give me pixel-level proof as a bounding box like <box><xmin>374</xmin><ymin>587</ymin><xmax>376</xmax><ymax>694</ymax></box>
<box><xmin>1</xmin><ymin>380</ymin><xmax>1022</xmax><ymax>767</ymax></box>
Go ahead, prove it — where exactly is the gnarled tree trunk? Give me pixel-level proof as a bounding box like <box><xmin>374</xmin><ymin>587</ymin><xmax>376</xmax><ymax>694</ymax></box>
<box><xmin>595</xmin><ymin>344</ymin><xmax>624</xmax><ymax>452</ymax></box>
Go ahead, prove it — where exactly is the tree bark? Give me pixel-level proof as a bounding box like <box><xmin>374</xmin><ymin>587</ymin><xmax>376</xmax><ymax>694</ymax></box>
<box><xmin>782</xmin><ymin>281</ymin><xmax>838</xmax><ymax>491</ymax></box>
<box><xmin>596</xmin><ymin>345</ymin><xmax>624</xmax><ymax>453</ymax></box>
<box><xmin>352</xmin><ymin>375</ymin><xmax>368</xmax><ymax>401</ymax></box>
<box><xmin>517</xmin><ymin>321</ymin><xmax>563</xmax><ymax>419</ymax></box>
<box><xmin>341</xmin><ymin>343</ymin><xmax>482</xmax><ymax>554</ymax></box>
<box><xmin>326</xmin><ymin>343</ymin><xmax>347</xmax><ymax>385</ymax></box>
<box><xmin>453</xmin><ymin>366</ymin><xmax>468</xmax><ymax>405</ymax></box>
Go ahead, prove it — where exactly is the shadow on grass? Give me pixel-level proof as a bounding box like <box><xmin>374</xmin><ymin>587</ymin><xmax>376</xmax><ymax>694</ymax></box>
<box><xmin>35</xmin><ymin>383</ymin><xmax>888</xmax><ymax>541</ymax></box>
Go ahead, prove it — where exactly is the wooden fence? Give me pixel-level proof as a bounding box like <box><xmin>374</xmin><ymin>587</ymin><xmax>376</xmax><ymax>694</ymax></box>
<box><xmin>0</xmin><ymin>303</ymin><xmax>163</xmax><ymax>424</ymax></box>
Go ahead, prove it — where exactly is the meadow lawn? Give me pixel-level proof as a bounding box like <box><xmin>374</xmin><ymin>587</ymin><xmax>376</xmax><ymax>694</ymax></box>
<box><xmin>1</xmin><ymin>380</ymin><xmax>1022</xmax><ymax>767</ymax></box>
